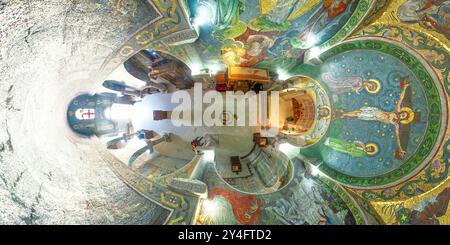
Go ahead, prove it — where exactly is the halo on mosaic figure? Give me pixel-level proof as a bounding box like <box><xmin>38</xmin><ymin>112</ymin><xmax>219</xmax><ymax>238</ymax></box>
<box><xmin>399</xmin><ymin>107</ymin><xmax>415</xmax><ymax>125</ymax></box>
<box><xmin>365</xmin><ymin>79</ymin><xmax>381</xmax><ymax>94</ymax></box>
<box><xmin>365</xmin><ymin>143</ymin><xmax>380</xmax><ymax>156</ymax></box>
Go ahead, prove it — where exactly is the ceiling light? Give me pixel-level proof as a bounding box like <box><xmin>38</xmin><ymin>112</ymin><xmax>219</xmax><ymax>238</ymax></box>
<box><xmin>305</xmin><ymin>34</ymin><xmax>318</xmax><ymax>48</ymax></box>
<box><xmin>203</xmin><ymin>149</ymin><xmax>215</xmax><ymax>162</ymax></box>
<box><xmin>202</xmin><ymin>199</ymin><xmax>219</xmax><ymax>217</ymax></box>
<box><xmin>278</xmin><ymin>142</ymin><xmax>297</xmax><ymax>155</ymax></box>
<box><xmin>309</xmin><ymin>47</ymin><xmax>322</xmax><ymax>60</ymax></box>
<box><xmin>193</xmin><ymin>4</ymin><xmax>215</xmax><ymax>28</ymax></box>
<box><xmin>104</xmin><ymin>107</ymin><xmax>111</xmax><ymax>120</ymax></box>
<box><xmin>208</xmin><ymin>63</ymin><xmax>221</xmax><ymax>75</ymax></box>
<box><xmin>309</xmin><ymin>164</ymin><xmax>321</xmax><ymax>177</ymax></box>
<box><xmin>190</xmin><ymin>62</ymin><xmax>203</xmax><ymax>75</ymax></box>
<box><xmin>276</xmin><ymin>68</ymin><xmax>290</xmax><ymax>81</ymax></box>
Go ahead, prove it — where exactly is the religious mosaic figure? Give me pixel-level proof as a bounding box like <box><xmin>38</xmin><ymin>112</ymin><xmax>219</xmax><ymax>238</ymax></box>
<box><xmin>338</xmin><ymin>77</ymin><xmax>416</xmax><ymax>159</ymax></box>
<box><xmin>289</xmin><ymin>0</ymin><xmax>354</xmax><ymax>49</ymax></box>
<box><xmin>321</xmin><ymin>72</ymin><xmax>381</xmax><ymax>94</ymax></box>
<box><xmin>220</xmin><ymin>33</ymin><xmax>276</xmax><ymax>67</ymax></box>
<box><xmin>241</xmin><ymin>35</ymin><xmax>275</xmax><ymax>67</ymax></box>
<box><xmin>324</xmin><ymin>137</ymin><xmax>379</xmax><ymax>157</ymax></box>
<box><xmin>213</xmin><ymin>0</ymin><xmax>247</xmax><ymax>39</ymax></box>
<box><xmin>197</xmin><ymin>195</ymin><xmax>239</xmax><ymax>225</ymax></box>
<box><xmin>266</xmin><ymin>0</ymin><xmax>355</xmax><ymax>59</ymax></box>
<box><xmin>250</xmin><ymin>0</ymin><xmax>309</xmax><ymax>32</ymax></box>
<box><xmin>221</xmin><ymin>39</ymin><xmax>247</xmax><ymax>66</ymax></box>
<box><xmin>398</xmin><ymin>0</ymin><xmax>450</xmax><ymax>39</ymax></box>
<box><xmin>396</xmin><ymin>187</ymin><xmax>450</xmax><ymax>225</ymax></box>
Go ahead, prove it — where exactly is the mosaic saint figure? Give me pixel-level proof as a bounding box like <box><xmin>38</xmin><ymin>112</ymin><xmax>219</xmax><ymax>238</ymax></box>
<box><xmin>213</xmin><ymin>0</ymin><xmax>247</xmax><ymax>39</ymax></box>
<box><xmin>396</xmin><ymin>187</ymin><xmax>450</xmax><ymax>225</ymax></box>
<box><xmin>398</xmin><ymin>0</ymin><xmax>450</xmax><ymax>39</ymax></box>
<box><xmin>214</xmin><ymin>0</ymin><xmax>242</xmax><ymax>30</ymax></box>
<box><xmin>290</xmin><ymin>0</ymin><xmax>353</xmax><ymax>49</ymax></box>
<box><xmin>321</xmin><ymin>73</ymin><xmax>381</xmax><ymax>94</ymax></box>
<box><xmin>265</xmin><ymin>0</ymin><xmax>306</xmax><ymax>24</ymax></box>
<box><xmin>324</xmin><ymin>138</ymin><xmax>379</xmax><ymax>157</ymax></box>
<box><xmin>266</xmin><ymin>0</ymin><xmax>354</xmax><ymax>58</ymax></box>
<box><xmin>221</xmin><ymin>39</ymin><xmax>247</xmax><ymax>66</ymax></box>
<box><xmin>339</xmin><ymin>77</ymin><xmax>415</xmax><ymax>159</ymax></box>
<box><xmin>250</xmin><ymin>0</ymin><xmax>308</xmax><ymax>31</ymax></box>
<box><xmin>220</xmin><ymin>33</ymin><xmax>275</xmax><ymax>67</ymax></box>
<box><xmin>209</xmin><ymin>188</ymin><xmax>262</xmax><ymax>225</ymax></box>
<box><xmin>240</xmin><ymin>35</ymin><xmax>275</xmax><ymax>67</ymax></box>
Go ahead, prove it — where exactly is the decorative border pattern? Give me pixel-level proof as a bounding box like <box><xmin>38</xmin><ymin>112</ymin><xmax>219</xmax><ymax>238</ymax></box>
<box><xmin>319</xmin><ymin>176</ymin><xmax>366</xmax><ymax>225</ymax></box>
<box><xmin>317</xmin><ymin>38</ymin><xmax>444</xmax><ymax>188</ymax></box>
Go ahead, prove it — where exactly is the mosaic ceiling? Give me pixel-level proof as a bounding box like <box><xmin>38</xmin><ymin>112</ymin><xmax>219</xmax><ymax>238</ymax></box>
<box><xmin>89</xmin><ymin>0</ymin><xmax>450</xmax><ymax>225</ymax></box>
<box><xmin>157</xmin><ymin>0</ymin><xmax>378</xmax><ymax>74</ymax></box>
<box><xmin>8</xmin><ymin>0</ymin><xmax>446</xmax><ymax>226</ymax></box>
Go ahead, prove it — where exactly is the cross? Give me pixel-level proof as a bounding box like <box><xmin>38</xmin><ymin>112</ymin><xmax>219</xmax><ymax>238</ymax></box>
<box><xmin>82</xmin><ymin>109</ymin><xmax>95</xmax><ymax>120</ymax></box>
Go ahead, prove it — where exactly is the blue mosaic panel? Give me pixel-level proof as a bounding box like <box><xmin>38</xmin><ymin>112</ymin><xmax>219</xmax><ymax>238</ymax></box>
<box><xmin>320</xmin><ymin>50</ymin><xmax>429</xmax><ymax>177</ymax></box>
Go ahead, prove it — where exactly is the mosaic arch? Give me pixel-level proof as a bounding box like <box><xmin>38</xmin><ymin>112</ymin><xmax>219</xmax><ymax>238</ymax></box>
<box><xmin>278</xmin><ymin>76</ymin><xmax>332</xmax><ymax>148</ymax></box>
<box><xmin>292</xmin><ymin>37</ymin><xmax>448</xmax><ymax>189</ymax></box>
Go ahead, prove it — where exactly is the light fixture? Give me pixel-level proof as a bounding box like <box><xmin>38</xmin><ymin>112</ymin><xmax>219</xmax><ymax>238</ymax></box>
<box><xmin>202</xmin><ymin>199</ymin><xmax>219</xmax><ymax>217</ymax></box>
<box><xmin>208</xmin><ymin>63</ymin><xmax>221</xmax><ymax>76</ymax></box>
<box><xmin>203</xmin><ymin>149</ymin><xmax>215</xmax><ymax>162</ymax></box>
<box><xmin>104</xmin><ymin>107</ymin><xmax>111</xmax><ymax>120</ymax></box>
<box><xmin>278</xmin><ymin>142</ymin><xmax>298</xmax><ymax>156</ymax></box>
<box><xmin>305</xmin><ymin>33</ymin><xmax>318</xmax><ymax>48</ymax></box>
<box><xmin>309</xmin><ymin>47</ymin><xmax>323</xmax><ymax>60</ymax></box>
<box><xmin>309</xmin><ymin>164</ymin><xmax>321</xmax><ymax>177</ymax></box>
<box><xmin>276</xmin><ymin>68</ymin><xmax>290</xmax><ymax>81</ymax></box>
<box><xmin>190</xmin><ymin>62</ymin><xmax>203</xmax><ymax>76</ymax></box>
<box><xmin>193</xmin><ymin>4</ymin><xmax>215</xmax><ymax>28</ymax></box>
